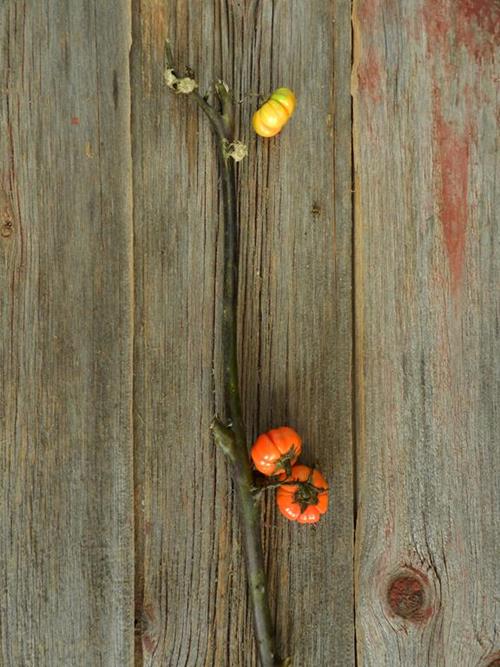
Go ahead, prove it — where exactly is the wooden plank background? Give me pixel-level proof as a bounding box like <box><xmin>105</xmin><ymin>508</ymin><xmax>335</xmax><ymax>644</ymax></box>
<box><xmin>1</xmin><ymin>1</ymin><xmax>498</xmax><ymax>666</ymax></box>
<box><xmin>353</xmin><ymin>0</ymin><xmax>499</xmax><ymax>665</ymax></box>
<box><xmin>131</xmin><ymin>1</ymin><xmax>353</xmax><ymax>665</ymax></box>
<box><xmin>0</xmin><ymin>2</ymin><xmax>134</xmax><ymax>665</ymax></box>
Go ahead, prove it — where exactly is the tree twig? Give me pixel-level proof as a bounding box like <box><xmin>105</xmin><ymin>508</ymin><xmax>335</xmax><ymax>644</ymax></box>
<box><xmin>165</xmin><ymin>43</ymin><xmax>289</xmax><ymax>667</ymax></box>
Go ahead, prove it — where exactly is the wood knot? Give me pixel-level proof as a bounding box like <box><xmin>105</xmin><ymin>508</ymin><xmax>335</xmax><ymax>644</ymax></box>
<box><xmin>386</xmin><ymin>569</ymin><xmax>433</xmax><ymax>624</ymax></box>
<box><xmin>311</xmin><ymin>203</ymin><xmax>321</xmax><ymax>217</ymax></box>
<box><xmin>0</xmin><ymin>187</ymin><xmax>15</xmax><ymax>238</ymax></box>
<box><xmin>1</xmin><ymin>218</ymin><xmax>13</xmax><ymax>238</ymax></box>
<box><xmin>485</xmin><ymin>656</ymin><xmax>500</xmax><ymax>667</ymax></box>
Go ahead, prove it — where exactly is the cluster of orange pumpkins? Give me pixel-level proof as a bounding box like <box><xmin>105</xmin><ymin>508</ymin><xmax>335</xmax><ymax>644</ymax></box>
<box><xmin>250</xmin><ymin>426</ymin><xmax>329</xmax><ymax>524</ymax></box>
<box><xmin>251</xmin><ymin>95</ymin><xmax>329</xmax><ymax>523</ymax></box>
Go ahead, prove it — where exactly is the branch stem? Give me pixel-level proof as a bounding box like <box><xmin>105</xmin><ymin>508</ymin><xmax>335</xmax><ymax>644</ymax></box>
<box><xmin>165</xmin><ymin>45</ymin><xmax>286</xmax><ymax>663</ymax></box>
<box><xmin>212</xmin><ymin>94</ymin><xmax>278</xmax><ymax>667</ymax></box>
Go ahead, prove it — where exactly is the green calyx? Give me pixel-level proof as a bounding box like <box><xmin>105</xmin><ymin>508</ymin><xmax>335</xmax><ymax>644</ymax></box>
<box><xmin>274</xmin><ymin>446</ymin><xmax>297</xmax><ymax>477</ymax></box>
<box><xmin>293</xmin><ymin>472</ymin><xmax>326</xmax><ymax>513</ymax></box>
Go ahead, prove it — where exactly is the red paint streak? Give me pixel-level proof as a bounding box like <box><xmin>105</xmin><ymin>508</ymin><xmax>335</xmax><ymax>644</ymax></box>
<box><xmin>456</xmin><ymin>0</ymin><xmax>500</xmax><ymax>60</ymax></box>
<box><xmin>423</xmin><ymin>0</ymin><xmax>499</xmax><ymax>60</ymax></box>
<box><xmin>357</xmin><ymin>0</ymin><xmax>380</xmax><ymax>23</ymax></box>
<box><xmin>422</xmin><ymin>0</ymin><xmax>451</xmax><ymax>54</ymax></box>
<box><xmin>142</xmin><ymin>633</ymin><xmax>157</xmax><ymax>654</ymax></box>
<box><xmin>70</xmin><ymin>117</ymin><xmax>80</xmax><ymax>125</ymax></box>
<box><xmin>458</xmin><ymin>0</ymin><xmax>500</xmax><ymax>39</ymax></box>
<box><xmin>433</xmin><ymin>91</ymin><xmax>470</xmax><ymax>292</ymax></box>
<box><xmin>141</xmin><ymin>604</ymin><xmax>159</xmax><ymax>654</ymax></box>
<box><xmin>358</xmin><ymin>47</ymin><xmax>382</xmax><ymax>102</ymax></box>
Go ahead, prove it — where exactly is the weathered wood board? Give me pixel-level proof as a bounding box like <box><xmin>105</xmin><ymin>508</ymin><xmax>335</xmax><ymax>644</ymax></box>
<box><xmin>131</xmin><ymin>0</ymin><xmax>353</xmax><ymax>665</ymax></box>
<box><xmin>2</xmin><ymin>0</ymin><xmax>499</xmax><ymax>665</ymax></box>
<box><xmin>0</xmin><ymin>2</ymin><xmax>134</xmax><ymax>665</ymax></box>
<box><xmin>353</xmin><ymin>0</ymin><xmax>500</xmax><ymax>665</ymax></box>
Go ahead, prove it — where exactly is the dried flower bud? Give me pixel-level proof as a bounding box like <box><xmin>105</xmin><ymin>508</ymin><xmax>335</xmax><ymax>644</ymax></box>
<box><xmin>224</xmin><ymin>140</ymin><xmax>248</xmax><ymax>162</ymax></box>
<box><xmin>164</xmin><ymin>68</ymin><xmax>198</xmax><ymax>94</ymax></box>
<box><xmin>176</xmin><ymin>77</ymin><xmax>198</xmax><ymax>94</ymax></box>
<box><xmin>164</xmin><ymin>68</ymin><xmax>178</xmax><ymax>88</ymax></box>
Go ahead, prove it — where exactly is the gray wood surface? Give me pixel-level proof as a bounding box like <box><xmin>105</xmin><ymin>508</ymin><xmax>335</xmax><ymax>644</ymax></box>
<box><xmin>0</xmin><ymin>2</ymin><xmax>134</xmax><ymax>666</ymax></box>
<box><xmin>352</xmin><ymin>0</ymin><xmax>500</xmax><ymax>665</ymax></box>
<box><xmin>2</xmin><ymin>0</ymin><xmax>498</xmax><ymax>665</ymax></box>
<box><xmin>132</xmin><ymin>1</ymin><xmax>353</xmax><ymax>665</ymax></box>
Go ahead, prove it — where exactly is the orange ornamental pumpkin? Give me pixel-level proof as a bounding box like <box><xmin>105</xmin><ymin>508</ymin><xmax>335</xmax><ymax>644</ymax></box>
<box><xmin>276</xmin><ymin>465</ymin><xmax>329</xmax><ymax>524</ymax></box>
<box><xmin>252</xmin><ymin>88</ymin><xmax>297</xmax><ymax>137</ymax></box>
<box><xmin>250</xmin><ymin>426</ymin><xmax>302</xmax><ymax>477</ymax></box>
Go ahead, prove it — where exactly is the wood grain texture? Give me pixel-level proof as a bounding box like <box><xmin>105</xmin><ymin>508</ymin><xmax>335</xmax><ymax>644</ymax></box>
<box><xmin>353</xmin><ymin>0</ymin><xmax>500</xmax><ymax>665</ymax></box>
<box><xmin>6</xmin><ymin>1</ymin><xmax>497</xmax><ymax>664</ymax></box>
<box><xmin>131</xmin><ymin>0</ymin><xmax>353</xmax><ymax>665</ymax></box>
<box><xmin>0</xmin><ymin>2</ymin><xmax>134</xmax><ymax>665</ymax></box>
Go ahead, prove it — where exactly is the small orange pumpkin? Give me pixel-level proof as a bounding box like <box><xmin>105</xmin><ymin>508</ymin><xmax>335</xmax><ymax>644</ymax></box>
<box><xmin>250</xmin><ymin>426</ymin><xmax>302</xmax><ymax>477</ymax></box>
<box><xmin>252</xmin><ymin>88</ymin><xmax>296</xmax><ymax>138</ymax></box>
<box><xmin>276</xmin><ymin>465</ymin><xmax>329</xmax><ymax>524</ymax></box>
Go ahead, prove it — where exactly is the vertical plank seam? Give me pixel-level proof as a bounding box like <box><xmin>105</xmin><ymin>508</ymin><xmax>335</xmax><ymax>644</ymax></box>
<box><xmin>129</xmin><ymin>1</ymin><xmax>142</xmax><ymax>665</ymax></box>
<box><xmin>350</xmin><ymin>0</ymin><xmax>358</xmax><ymax>661</ymax></box>
<box><xmin>351</xmin><ymin>0</ymin><xmax>364</xmax><ymax>665</ymax></box>
<box><xmin>128</xmin><ymin>0</ymin><xmax>137</xmax><ymax>664</ymax></box>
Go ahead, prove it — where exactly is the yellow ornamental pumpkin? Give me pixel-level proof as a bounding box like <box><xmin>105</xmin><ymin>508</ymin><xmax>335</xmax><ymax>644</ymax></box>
<box><xmin>252</xmin><ymin>88</ymin><xmax>296</xmax><ymax>137</ymax></box>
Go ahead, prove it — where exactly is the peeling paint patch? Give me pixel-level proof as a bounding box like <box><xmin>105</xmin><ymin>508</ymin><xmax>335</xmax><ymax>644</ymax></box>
<box><xmin>422</xmin><ymin>0</ymin><xmax>451</xmax><ymax>54</ymax></box>
<box><xmin>423</xmin><ymin>0</ymin><xmax>499</xmax><ymax>60</ymax></box>
<box><xmin>456</xmin><ymin>0</ymin><xmax>500</xmax><ymax>60</ymax></box>
<box><xmin>432</xmin><ymin>90</ymin><xmax>470</xmax><ymax>292</ymax></box>
<box><xmin>458</xmin><ymin>0</ymin><xmax>500</xmax><ymax>39</ymax></box>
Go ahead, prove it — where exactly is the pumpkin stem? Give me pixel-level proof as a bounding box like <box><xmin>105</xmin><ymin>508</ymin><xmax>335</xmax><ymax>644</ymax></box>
<box><xmin>275</xmin><ymin>446</ymin><xmax>297</xmax><ymax>478</ymax></box>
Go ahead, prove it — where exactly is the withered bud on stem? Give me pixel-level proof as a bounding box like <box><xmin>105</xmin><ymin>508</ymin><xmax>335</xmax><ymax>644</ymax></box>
<box><xmin>224</xmin><ymin>140</ymin><xmax>248</xmax><ymax>162</ymax></box>
<box><xmin>164</xmin><ymin>68</ymin><xmax>198</xmax><ymax>94</ymax></box>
